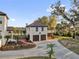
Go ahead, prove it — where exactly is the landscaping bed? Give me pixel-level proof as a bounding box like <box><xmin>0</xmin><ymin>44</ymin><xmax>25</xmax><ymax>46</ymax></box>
<box><xmin>19</xmin><ymin>56</ymin><xmax>56</xmax><ymax>59</ymax></box>
<box><xmin>58</xmin><ymin>38</ymin><xmax>79</xmax><ymax>54</ymax></box>
<box><xmin>0</xmin><ymin>43</ymin><xmax>36</xmax><ymax>51</ymax></box>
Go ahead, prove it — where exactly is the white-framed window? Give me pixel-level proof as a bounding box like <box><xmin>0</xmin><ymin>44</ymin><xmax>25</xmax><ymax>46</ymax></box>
<box><xmin>36</xmin><ymin>27</ymin><xmax>38</xmax><ymax>31</ymax></box>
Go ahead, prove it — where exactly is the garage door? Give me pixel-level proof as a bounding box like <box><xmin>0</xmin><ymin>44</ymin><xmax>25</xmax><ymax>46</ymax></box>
<box><xmin>33</xmin><ymin>35</ymin><xmax>39</xmax><ymax>41</ymax></box>
<box><xmin>41</xmin><ymin>35</ymin><xmax>46</xmax><ymax>41</ymax></box>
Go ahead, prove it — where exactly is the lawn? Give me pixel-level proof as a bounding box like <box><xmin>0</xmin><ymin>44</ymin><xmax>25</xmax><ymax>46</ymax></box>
<box><xmin>19</xmin><ymin>56</ymin><xmax>56</xmax><ymax>59</ymax></box>
<box><xmin>58</xmin><ymin>37</ymin><xmax>79</xmax><ymax>54</ymax></box>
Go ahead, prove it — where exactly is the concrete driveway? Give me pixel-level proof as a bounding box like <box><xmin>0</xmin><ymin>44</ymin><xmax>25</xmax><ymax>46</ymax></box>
<box><xmin>0</xmin><ymin>41</ymin><xmax>50</xmax><ymax>59</ymax></box>
<box><xmin>0</xmin><ymin>40</ymin><xmax>79</xmax><ymax>59</ymax></box>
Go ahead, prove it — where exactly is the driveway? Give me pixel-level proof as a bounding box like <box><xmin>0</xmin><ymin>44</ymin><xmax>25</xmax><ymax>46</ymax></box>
<box><xmin>0</xmin><ymin>41</ymin><xmax>50</xmax><ymax>59</ymax></box>
<box><xmin>0</xmin><ymin>40</ymin><xmax>79</xmax><ymax>59</ymax></box>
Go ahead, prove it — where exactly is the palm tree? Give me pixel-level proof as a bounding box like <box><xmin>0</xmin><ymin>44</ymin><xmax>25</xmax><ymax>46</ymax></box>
<box><xmin>47</xmin><ymin>44</ymin><xmax>55</xmax><ymax>59</ymax></box>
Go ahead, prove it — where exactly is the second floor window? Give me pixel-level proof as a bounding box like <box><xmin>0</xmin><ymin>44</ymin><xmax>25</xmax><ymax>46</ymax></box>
<box><xmin>36</xmin><ymin>27</ymin><xmax>38</xmax><ymax>31</ymax></box>
<box><xmin>42</xmin><ymin>27</ymin><xmax>44</xmax><ymax>31</ymax></box>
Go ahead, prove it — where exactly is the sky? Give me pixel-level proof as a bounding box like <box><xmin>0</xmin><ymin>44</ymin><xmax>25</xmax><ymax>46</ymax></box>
<box><xmin>0</xmin><ymin>0</ymin><xmax>71</xmax><ymax>27</ymax></box>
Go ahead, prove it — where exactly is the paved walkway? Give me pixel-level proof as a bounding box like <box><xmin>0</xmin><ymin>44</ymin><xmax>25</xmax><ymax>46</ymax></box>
<box><xmin>0</xmin><ymin>40</ymin><xmax>79</xmax><ymax>59</ymax></box>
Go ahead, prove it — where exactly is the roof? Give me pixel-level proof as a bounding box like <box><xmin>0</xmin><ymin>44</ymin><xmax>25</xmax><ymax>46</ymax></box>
<box><xmin>26</xmin><ymin>21</ymin><xmax>48</xmax><ymax>27</ymax></box>
<box><xmin>0</xmin><ymin>11</ymin><xmax>9</xmax><ymax>19</ymax></box>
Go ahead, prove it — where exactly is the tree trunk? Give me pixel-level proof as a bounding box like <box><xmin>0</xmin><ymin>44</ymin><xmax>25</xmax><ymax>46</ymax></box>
<box><xmin>5</xmin><ymin>38</ymin><xmax>9</xmax><ymax>45</ymax></box>
<box><xmin>73</xmin><ymin>24</ymin><xmax>76</xmax><ymax>39</ymax></box>
<box><xmin>49</xmin><ymin>54</ymin><xmax>52</xmax><ymax>59</ymax></box>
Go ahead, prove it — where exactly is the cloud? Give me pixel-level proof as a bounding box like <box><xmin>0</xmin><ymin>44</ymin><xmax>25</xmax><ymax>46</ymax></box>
<box><xmin>10</xmin><ymin>18</ymin><xmax>15</xmax><ymax>21</ymax></box>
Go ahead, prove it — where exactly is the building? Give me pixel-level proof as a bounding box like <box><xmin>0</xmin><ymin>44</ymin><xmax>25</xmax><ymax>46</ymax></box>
<box><xmin>26</xmin><ymin>21</ymin><xmax>48</xmax><ymax>41</ymax></box>
<box><xmin>0</xmin><ymin>11</ymin><xmax>9</xmax><ymax>47</ymax></box>
<box><xmin>7</xmin><ymin>26</ymin><xmax>26</xmax><ymax>39</ymax></box>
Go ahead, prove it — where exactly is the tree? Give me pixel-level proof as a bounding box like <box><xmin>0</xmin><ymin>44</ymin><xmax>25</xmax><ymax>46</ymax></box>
<box><xmin>55</xmin><ymin>23</ymin><xmax>63</xmax><ymax>35</ymax></box>
<box><xmin>41</xmin><ymin>16</ymin><xmax>48</xmax><ymax>26</ymax></box>
<box><xmin>34</xmin><ymin>16</ymin><xmax>57</xmax><ymax>31</ymax></box>
<box><xmin>47</xmin><ymin>44</ymin><xmax>55</xmax><ymax>59</ymax></box>
<box><xmin>55</xmin><ymin>21</ymin><xmax>71</xmax><ymax>36</ymax></box>
<box><xmin>5</xmin><ymin>35</ymin><xmax>11</xmax><ymax>45</ymax></box>
<box><xmin>34</xmin><ymin>16</ymin><xmax>48</xmax><ymax>26</ymax></box>
<box><xmin>50</xmin><ymin>0</ymin><xmax>79</xmax><ymax>39</ymax></box>
<box><xmin>48</xmin><ymin>15</ymin><xmax>57</xmax><ymax>30</ymax></box>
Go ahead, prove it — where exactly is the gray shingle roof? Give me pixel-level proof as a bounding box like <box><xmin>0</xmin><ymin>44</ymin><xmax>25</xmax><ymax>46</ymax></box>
<box><xmin>26</xmin><ymin>21</ymin><xmax>48</xmax><ymax>27</ymax></box>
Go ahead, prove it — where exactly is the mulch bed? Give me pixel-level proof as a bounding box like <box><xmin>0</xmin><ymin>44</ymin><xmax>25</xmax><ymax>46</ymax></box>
<box><xmin>0</xmin><ymin>43</ymin><xmax>36</xmax><ymax>51</ymax></box>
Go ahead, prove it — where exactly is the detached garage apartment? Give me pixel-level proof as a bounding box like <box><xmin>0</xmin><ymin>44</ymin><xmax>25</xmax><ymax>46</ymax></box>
<box><xmin>26</xmin><ymin>21</ymin><xmax>48</xmax><ymax>41</ymax></box>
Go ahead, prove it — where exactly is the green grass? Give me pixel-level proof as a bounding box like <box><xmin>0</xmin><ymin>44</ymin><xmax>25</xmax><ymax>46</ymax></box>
<box><xmin>58</xmin><ymin>38</ymin><xmax>79</xmax><ymax>55</ymax></box>
<box><xmin>18</xmin><ymin>56</ymin><xmax>56</xmax><ymax>59</ymax></box>
<box><xmin>53</xmin><ymin>36</ymin><xmax>72</xmax><ymax>40</ymax></box>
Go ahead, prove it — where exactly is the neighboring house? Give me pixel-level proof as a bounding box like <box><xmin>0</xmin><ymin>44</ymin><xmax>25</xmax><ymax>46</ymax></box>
<box><xmin>7</xmin><ymin>27</ymin><xmax>26</xmax><ymax>39</ymax></box>
<box><xmin>26</xmin><ymin>21</ymin><xmax>48</xmax><ymax>41</ymax></box>
<box><xmin>0</xmin><ymin>11</ymin><xmax>9</xmax><ymax>46</ymax></box>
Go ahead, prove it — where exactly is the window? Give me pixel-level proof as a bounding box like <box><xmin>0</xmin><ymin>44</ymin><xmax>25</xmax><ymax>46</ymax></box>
<box><xmin>0</xmin><ymin>17</ymin><xmax>2</xmax><ymax>24</ymax></box>
<box><xmin>42</xmin><ymin>27</ymin><xmax>44</xmax><ymax>31</ymax></box>
<box><xmin>36</xmin><ymin>27</ymin><xmax>38</xmax><ymax>31</ymax></box>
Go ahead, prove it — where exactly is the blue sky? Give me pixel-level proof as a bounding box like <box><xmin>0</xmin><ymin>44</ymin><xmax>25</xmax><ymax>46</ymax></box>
<box><xmin>0</xmin><ymin>0</ymin><xmax>71</xmax><ymax>27</ymax></box>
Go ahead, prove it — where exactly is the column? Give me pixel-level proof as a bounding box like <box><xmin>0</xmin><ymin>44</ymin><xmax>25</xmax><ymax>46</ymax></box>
<box><xmin>46</xmin><ymin>33</ymin><xmax>48</xmax><ymax>40</ymax></box>
<box><xmin>39</xmin><ymin>32</ymin><xmax>41</xmax><ymax>41</ymax></box>
<box><xmin>11</xmin><ymin>31</ymin><xmax>13</xmax><ymax>39</ymax></box>
<box><xmin>30</xmin><ymin>34</ymin><xmax>33</xmax><ymax>41</ymax></box>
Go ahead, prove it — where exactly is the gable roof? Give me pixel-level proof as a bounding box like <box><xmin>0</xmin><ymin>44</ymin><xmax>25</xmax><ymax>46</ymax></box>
<box><xmin>26</xmin><ymin>21</ymin><xmax>48</xmax><ymax>27</ymax></box>
<box><xmin>0</xmin><ymin>11</ymin><xmax>9</xmax><ymax>19</ymax></box>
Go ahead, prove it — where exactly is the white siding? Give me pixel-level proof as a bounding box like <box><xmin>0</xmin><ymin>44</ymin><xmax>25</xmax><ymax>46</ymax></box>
<box><xmin>26</xmin><ymin>26</ymin><xmax>48</xmax><ymax>41</ymax></box>
<box><xmin>26</xmin><ymin>27</ymin><xmax>47</xmax><ymax>35</ymax></box>
<box><xmin>0</xmin><ymin>16</ymin><xmax>8</xmax><ymax>46</ymax></box>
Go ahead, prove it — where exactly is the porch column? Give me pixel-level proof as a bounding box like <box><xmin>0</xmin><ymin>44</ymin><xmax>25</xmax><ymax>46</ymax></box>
<box><xmin>30</xmin><ymin>34</ymin><xmax>33</xmax><ymax>41</ymax></box>
<box><xmin>46</xmin><ymin>33</ymin><xmax>47</xmax><ymax>40</ymax></box>
<box><xmin>39</xmin><ymin>32</ymin><xmax>41</xmax><ymax>41</ymax></box>
<box><xmin>11</xmin><ymin>31</ymin><xmax>13</xmax><ymax>39</ymax></box>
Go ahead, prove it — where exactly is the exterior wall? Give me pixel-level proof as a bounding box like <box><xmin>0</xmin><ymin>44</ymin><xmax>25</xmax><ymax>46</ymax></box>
<box><xmin>0</xmin><ymin>40</ymin><xmax>1</xmax><ymax>47</ymax></box>
<box><xmin>26</xmin><ymin>27</ymin><xmax>47</xmax><ymax>41</ymax></box>
<box><xmin>26</xmin><ymin>27</ymin><xmax>47</xmax><ymax>35</ymax></box>
<box><xmin>0</xmin><ymin>16</ymin><xmax>8</xmax><ymax>46</ymax></box>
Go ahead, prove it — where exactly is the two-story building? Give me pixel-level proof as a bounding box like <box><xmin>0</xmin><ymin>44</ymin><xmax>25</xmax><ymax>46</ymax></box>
<box><xmin>26</xmin><ymin>21</ymin><xmax>48</xmax><ymax>41</ymax></box>
<box><xmin>0</xmin><ymin>11</ymin><xmax>9</xmax><ymax>47</ymax></box>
